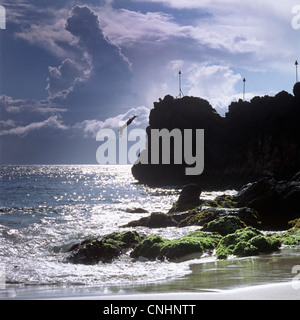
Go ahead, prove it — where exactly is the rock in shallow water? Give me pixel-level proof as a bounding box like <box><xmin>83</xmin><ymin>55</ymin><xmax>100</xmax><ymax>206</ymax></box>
<box><xmin>168</xmin><ymin>184</ymin><xmax>202</xmax><ymax>214</ymax></box>
<box><xmin>202</xmin><ymin>215</ymin><xmax>247</xmax><ymax>236</ymax></box>
<box><xmin>215</xmin><ymin>227</ymin><xmax>281</xmax><ymax>260</ymax></box>
<box><xmin>121</xmin><ymin>212</ymin><xmax>178</xmax><ymax>228</ymax></box>
<box><xmin>130</xmin><ymin>230</ymin><xmax>222</xmax><ymax>262</ymax></box>
<box><xmin>125</xmin><ymin>208</ymin><xmax>149</xmax><ymax>214</ymax></box>
<box><xmin>178</xmin><ymin>207</ymin><xmax>261</xmax><ymax>229</ymax></box>
<box><xmin>236</xmin><ymin>176</ymin><xmax>300</xmax><ymax>229</ymax></box>
<box><xmin>66</xmin><ymin>231</ymin><xmax>142</xmax><ymax>265</ymax></box>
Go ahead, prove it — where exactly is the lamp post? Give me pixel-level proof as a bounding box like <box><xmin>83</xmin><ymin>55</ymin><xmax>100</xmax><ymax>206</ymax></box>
<box><xmin>296</xmin><ymin>60</ymin><xmax>299</xmax><ymax>83</ymax></box>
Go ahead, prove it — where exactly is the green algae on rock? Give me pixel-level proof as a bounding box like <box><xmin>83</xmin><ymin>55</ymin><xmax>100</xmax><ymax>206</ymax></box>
<box><xmin>275</xmin><ymin>228</ymin><xmax>300</xmax><ymax>246</ymax></box>
<box><xmin>178</xmin><ymin>208</ymin><xmax>218</xmax><ymax>227</ymax></box>
<box><xmin>130</xmin><ymin>230</ymin><xmax>222</xmax><ymax>262</ymax></box>
<box><xmin>288</xmin><ymin>218</ymin><xmax>300</xmax><ymax>230</ymax></box>
<box><xmin>178</xmin><ymin>207</ymin><xmax>260</xmax><ymax>229</ymax></box>
<box><xmin>130</xmin><ymin>234</ymin><xmax>167</xmax><ymax>261</ymax></box>
<box><xmin>203</xmin><ymin>195</ymin><xmax>238</xmax><ymax>209</ymax></box>
<box><xmin>215</xmin><ymin>227</ymin><xmax>281</xmax><ymax>260</ymax></box>
<box><xmin>202</xmin><ymin>215</ymin><xmax>246</xmax><ymax>236</ymax></box>
<box><xmin>66</xmin><ymin>231</ymin><xmax>142</xmax><ymax>265</ymax></box>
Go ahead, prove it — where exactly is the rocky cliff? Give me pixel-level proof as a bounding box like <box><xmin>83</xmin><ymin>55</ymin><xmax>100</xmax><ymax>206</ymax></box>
<box><xmin>131</xmin><ymin>83</ymin><xmax>300</xmax><ymax>189</ymax></box>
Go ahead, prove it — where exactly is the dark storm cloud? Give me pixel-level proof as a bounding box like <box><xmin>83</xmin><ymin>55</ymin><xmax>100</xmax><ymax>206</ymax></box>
<box><xmin>46</xmin><ymin>5</ymin><xmax>133</xmax><ymax>122</ymax></box>
<box><xmin>1</xmin><ymin>0</ymin><xmax>299</xmax><ymax>164</ymax></box>
<box><xmin>0</xmin><ymin>4</ymin><xmax>136</xmax><ymax>164</ymax></box>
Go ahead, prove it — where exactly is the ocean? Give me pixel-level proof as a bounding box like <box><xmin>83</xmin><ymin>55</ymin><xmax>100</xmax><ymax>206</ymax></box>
<box><xmin>0</xmin><ymin>165</ymin><xmax>299</xmax><ymax>300</ymax></box>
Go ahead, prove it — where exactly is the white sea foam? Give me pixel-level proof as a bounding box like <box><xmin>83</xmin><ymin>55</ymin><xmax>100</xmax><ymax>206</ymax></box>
<box><xmin>0</xmin><ymin>165</ymin><xmax>210</xmax><ymax>287</ymax></box>
<box><xmin>1</xmin><ymin>165</ymin><xmax>297</xmax><ymax>298</ymax></box>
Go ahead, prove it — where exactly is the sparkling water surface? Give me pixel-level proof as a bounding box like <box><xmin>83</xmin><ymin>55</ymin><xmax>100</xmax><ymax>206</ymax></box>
<box><xmin>0</xmin><ymin>165</ymin><xmax>202</xmax><ymax>287</ymax></box>
<box><xmin>0</xmin><ymin>165</ymin><xmax>298</xmax><ymax>299</ymax></box>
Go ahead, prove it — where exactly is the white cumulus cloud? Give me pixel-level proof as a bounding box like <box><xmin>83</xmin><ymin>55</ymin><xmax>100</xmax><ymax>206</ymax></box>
<box><xmin>0</xmin><ymin>116</ymin><xmax>68</xmax><ymax>137</ymax></box>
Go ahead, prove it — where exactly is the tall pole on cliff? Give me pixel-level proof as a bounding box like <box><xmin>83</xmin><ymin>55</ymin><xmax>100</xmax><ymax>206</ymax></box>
<box><xmin>243</xmin><ymin>78</ymin><xmax>246</xmax><ymax>101</ymax></box>
<box><xmin>178</xmin><ymin>71</ymin><xmax>183</xmax><ymax>98</ymax></box>
<box><xmin>296</xmin><ymin>60</ymin><xmax>299</xmax><ymax>83</ymax></box>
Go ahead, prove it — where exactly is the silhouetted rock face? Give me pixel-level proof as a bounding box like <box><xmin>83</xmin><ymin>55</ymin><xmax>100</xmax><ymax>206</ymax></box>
<box><xmin>236</xmin><ymin>174</ymin><xmax>300</xmax><ymax>229</ymax></box>
<box><xmin>293</xmin><ymin>82</ymin><xmax>300</xmax><ymax>100</ymax></box>
<box><xmin>168</xmin><ymin>184</ymin><xmax>202</xmax><ymax>213</ymax></box>
<box><xmin>132</xmin><ymin>90</ymin><xmax>300</xmax><ymax>188</ymax></box>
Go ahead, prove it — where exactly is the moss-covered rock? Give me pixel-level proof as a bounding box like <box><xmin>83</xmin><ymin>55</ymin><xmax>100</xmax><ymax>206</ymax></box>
<box><xmin>174</xmin><ymin>195</ymin><xmax>238</xmax><ymax>227</ymax></box>
<box><xmin>276</xmin><ymin>229</ymin><xmax>300</xmax><ymax>246</ymax></box>
<box><xmin>236</xmin><ymin>177</ymin><xmax>300</xmax><ymax>230</ymax></box>
<box><xmin>215</xmin><ymin>227</ymin><xmax>281</xmax><ymax>259</ymax></box>
<box><xmin>202</xmin><ymin>215</ymin><xmax>246</xmax><ymax>236</ymax></box>
<box><xmin>203</xmin><ymin>195</ymin><xmax>238</xmax><ymax>209</ymax></box>
<box><xmin>130</xmin><ymin>234</ymin><xmax>168</xmax><ymax>260</ymax></box>
<box><xmin>168</xmin><ymin>184</ymin><xmax>202</xmax><ymax>213</ymax></box>
<box><xmin>105</xmin><ymin>230</ymin><xmax>142</xmax><ymax>248</ymax></box>
<box><xmin>288</xmin><ymin>218</ymin><xmax>300</xmax><ymax>229</ymax></box>
<box><xmin>66</xmin><ymin>231</ymin><xmax>142</xmax><ymax>265</ymax></box>
<box><xmin>231</xmin><ymin>241</ymin><xmax>258</xmax><ymax>258</ymax></box>
<box><xmin>233</xmin><ymin>207</ymin><xmax>261</xmax><ymax>228</ymax></box>
<box><xmin>122</xmin><ymin>212</ymin><xmax>178</xmax><ymax>228</ymax></box>
<box><xmin>178</xmin><ymin>207</ymin><xmax>260</xmax><ymax>229</ymax></box>
<box><xmin>131</xmin><ymin>230</ymin><xmax>222</xmax><ymax>262</ymax></box>
<box><xmin>159</xmin><ymin>231</ymin><xmax>222</xmax><ymax>261</ymax></box>
<box><xmin>178</xmin><ymin>208</ymin><xmax>218</xmax><ymax>227</ymax></box>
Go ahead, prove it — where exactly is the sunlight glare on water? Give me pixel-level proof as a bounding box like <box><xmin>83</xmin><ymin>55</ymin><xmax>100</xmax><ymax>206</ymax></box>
<box><xmin>0</xmin><ymin>165</ymin><xmax>192</xmax><ymax>287</ymax></box>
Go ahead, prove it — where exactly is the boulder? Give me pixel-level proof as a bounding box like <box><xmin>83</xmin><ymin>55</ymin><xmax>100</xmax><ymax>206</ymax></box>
<box><xmin>130</xmin><ymin>234</ymin><xmax>167</xmax><ymax>260</ymax></box>
<box><xmin>125</xmin><ymin>208</ymin><xmax>149</xmax><ymax>214</ymax></box>
<box><xmin>215</xmin><ymin>227</ymin><xmax>281</xmax><ymax>259</ymax></box>
<box><xmin>232</xmin><ymin>207</ymin><xmax>261</xmax><ymax>228</ymax></box>
<box><xmin>202</xmin><ymin>215</ymin><xmax>246</xmax><ymax>236</ymax></box>
<box><xmin>178</xmin><ymin>207</ymin><xmax>261</xmax><ymax>229</ymax></box>
<box><xmin>236</xmin><ymin>177</ymin><xmax>300</xmax><ymax>229</ymax></box>
<box><xmin>130</xmin><ymin>230</ymin><xmax>222</xmax><ymax>262</ymax></box>
<box><xmin>122</xmin><ymin>212</ymin><xmax>178</xmax><ymax>228</ymax></box>
<box><xmin>236</xmin><ymin>178</ymin><xmax>280</xmax><ymax>215</ymax></box>
<box><xmin>168</xmin><ymin>184</ymin><xmax>202</xmax><ymax>213</ymax></box>
<box><xmin>204</xmin><ymin>194</ymin><xmax>238</xmax><ymax>209</ymax></box>
<box><xmin>277</xmin><ymin>228</ymin><xmax>300</xmax><ymax>246</ymax></box>
<box><xmin>66</xmin><ymin>231</ymin><xmax>142</xmax><ymax>265</ymax></box>
<box><xmin>281</xmin><ymin>186</ymin><xmax>300</xmax><ymax>214</ymax></box>
<box><xmin>178</xmin><ymin>208</ymin><xmax>219</xmax><ymax>227</ymax></box>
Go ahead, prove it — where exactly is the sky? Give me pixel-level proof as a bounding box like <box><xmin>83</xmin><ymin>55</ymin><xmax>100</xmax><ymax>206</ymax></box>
<box><xmin>0</xmin><ymin>0</ymin><xmax>299</xmax><ymax>164</ymax></box>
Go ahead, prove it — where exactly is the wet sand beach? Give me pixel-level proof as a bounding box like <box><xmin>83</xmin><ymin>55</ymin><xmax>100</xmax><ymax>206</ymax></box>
<box><xmin>2</xmin><ymin>247</ymin><xmax>299</xmax><ymax>300</ymax></box>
